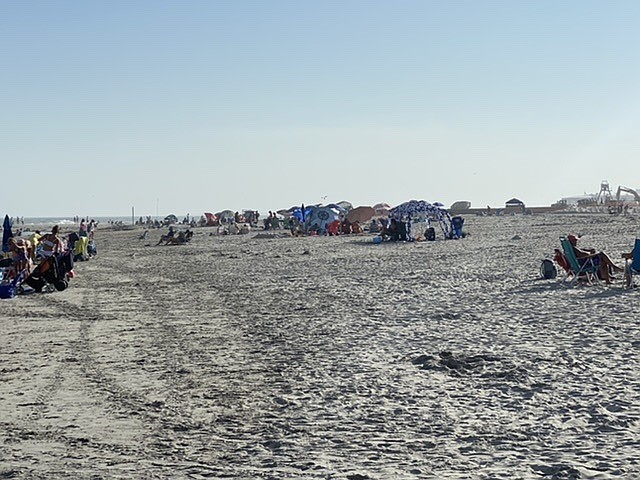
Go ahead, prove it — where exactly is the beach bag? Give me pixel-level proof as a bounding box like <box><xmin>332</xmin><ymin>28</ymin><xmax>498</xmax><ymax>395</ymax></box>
<box><xmin>540</xmin><ymin>259</ymin><xmax>557</xmax><ymax>279</ymax></box>
<box><xmin>0</xmin><ymin>283</ymin><xmax>16</xmax><ymax>299</ymax></box>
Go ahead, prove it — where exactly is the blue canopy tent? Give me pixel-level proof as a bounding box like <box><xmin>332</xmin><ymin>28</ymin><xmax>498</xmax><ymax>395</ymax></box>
<box><xmin>390</xmin><ymin>200</ymin><xmax>454</xmax><ymax>241</ymax></box>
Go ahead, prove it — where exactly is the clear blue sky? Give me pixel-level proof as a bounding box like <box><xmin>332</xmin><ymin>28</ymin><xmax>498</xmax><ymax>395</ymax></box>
<box><xmin>3</xmin><ymin>1</ymin><xmax>640</xmax><ymax>217</ymax></box>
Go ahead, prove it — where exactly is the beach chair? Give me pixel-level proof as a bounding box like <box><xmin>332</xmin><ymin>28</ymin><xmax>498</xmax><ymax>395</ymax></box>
<box><xmin>0</xmin><ymin>260</ymin><xmax>29</xmax><ymax>299</ymax></box>
<box><xmin>559</xmin><ymin>236</ymin><xmax>600</xmax><ymax>286</ymax></box>
<box><xmin>624</xmin><ymin>238</ymin><xmax>640</xmax><ymax>289</ymax></box>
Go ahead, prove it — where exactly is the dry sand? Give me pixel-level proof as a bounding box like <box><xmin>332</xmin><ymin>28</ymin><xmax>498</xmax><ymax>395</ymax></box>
<box><xmin>1</xmin><ymin>214</ymin><xmax>640</xmax><ymax>479</ymax></box>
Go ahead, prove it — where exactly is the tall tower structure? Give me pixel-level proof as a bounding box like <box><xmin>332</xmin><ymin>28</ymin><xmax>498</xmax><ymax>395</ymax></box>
<box><xmin>595</xmin><ymin>180</ymin><xmax>613</xmax><ymax>204</ymax></box>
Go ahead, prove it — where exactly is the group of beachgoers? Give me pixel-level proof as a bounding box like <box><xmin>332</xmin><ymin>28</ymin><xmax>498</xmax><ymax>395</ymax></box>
<box><xmin>0</xmin><ymin>219</ymin><xmax>97</xmax><ymax>298</ymax></box>
<box><xmin>154</xmin><ymin>226</ymin><xmax>194</xmax><ymax>245</ymax></box>
<box><xmin>555</xmin><ymin>234</ymin><xmax>637</xmax><ymax>287</ymax></box>
<box><xmin>153</xmin><ymin>213</ymin><xmax>419</xmax><ymax>243</ymax></box>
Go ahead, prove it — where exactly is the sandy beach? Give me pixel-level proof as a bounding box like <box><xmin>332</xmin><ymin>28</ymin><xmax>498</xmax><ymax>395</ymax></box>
<box><xmin>2</xmin><ymin>214</ymin><xmax>640</xmax><ymax>479</ymax></box>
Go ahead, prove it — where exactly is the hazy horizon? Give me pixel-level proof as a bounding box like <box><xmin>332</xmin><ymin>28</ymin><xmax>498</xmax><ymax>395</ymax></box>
<box><xmin>6</xmin><ymin>180</ymin><xmax>638</xmax><ymax>221</ymax></box>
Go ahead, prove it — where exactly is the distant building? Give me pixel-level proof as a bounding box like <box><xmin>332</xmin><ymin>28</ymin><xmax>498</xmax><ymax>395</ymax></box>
<box><xmin>505</xmin><ymin>198</ymin><xmax>525</xmax><ymax>214</ymax></box>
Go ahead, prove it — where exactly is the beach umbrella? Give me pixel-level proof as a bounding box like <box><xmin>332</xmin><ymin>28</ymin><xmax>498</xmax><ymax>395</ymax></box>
<box><xmin>325</xmin><ymin>203</ymin><xmax>347</xmax><ymax>213</ymax></box>
<box><xmin>373</xmin><ymin>202</ymin><xmax>391</xmax><ymax>217</ymax></box>
<box><xmin>305</xmin><ymin>206</ymin><xmax>341</xmax><ymax>230</ymax></box>
<box><xmin>163</xmin><ymin>214</ymin><xmax>178</xmax><ymax>225</ymax></box>
<box><xmin>2</xmin><ymin>215</ymin><xmax>13</xmax><ymax>253</ymax></box>
<box><xmin>391</xmin><ymin>200</ymin><xmax>435</xmax><ymax>217</ymax></box>
<box><xmin>346</xmin><ymin>206</ymin><xmax>375</xmax><ymax>224</ymax></box>
<box><xmin>291</xmin><ymin>205</ymin><xmax>313</xmax><ymax>222</ymax></box>
<box><xmin>336</xmin><ymin>201</ymin><xmax>353</xmax><ymax>212</ymax></box>
<box><xmin>215</xmin><ymin>210</ymin><xmax>235</xmax><ymax>221</ymax></box>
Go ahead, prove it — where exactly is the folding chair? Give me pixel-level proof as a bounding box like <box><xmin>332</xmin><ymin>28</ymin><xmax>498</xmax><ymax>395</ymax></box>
<box><xmin>560</xmin><ymin>237</ymin><xmax>600</xmax><ymax>286</ymax></box>
<box><xmin>624</xmin><ymin>238</ymin><xmax>640</xmax><ymax>289</ymax></box>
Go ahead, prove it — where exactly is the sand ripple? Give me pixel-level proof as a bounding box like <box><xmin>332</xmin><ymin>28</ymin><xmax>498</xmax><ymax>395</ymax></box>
<box><xmin>1</xmin><ymin>215</ymin><xmax>640</xmax><ymax>478</ymax></box>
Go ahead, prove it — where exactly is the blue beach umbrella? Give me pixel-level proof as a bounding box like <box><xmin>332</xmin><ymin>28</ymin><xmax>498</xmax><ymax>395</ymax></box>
<box><xmin>291</xmin><ymin>205</ymin><xmax>313</xmax><ymax>222</ymax></box>
<box><xmin>2</xmin><ymin>215</ymin><xmax>13</xmax><ymax>253</ymax></box>
<box><xmin>305</xmin><ymin>206</ymin><xmax>341</xmax><ymax>230</ymax></box>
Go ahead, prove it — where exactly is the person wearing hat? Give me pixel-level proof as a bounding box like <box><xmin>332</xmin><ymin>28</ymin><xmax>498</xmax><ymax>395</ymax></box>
<box><xmin>568</xmin><ymin>234</ymin><xmax>622</xmax><ymax>284</ymax></box>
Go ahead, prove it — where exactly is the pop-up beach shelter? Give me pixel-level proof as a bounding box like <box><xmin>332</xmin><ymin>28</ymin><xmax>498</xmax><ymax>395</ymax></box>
<box><xmin>163</xmin><ymin>214</ymin><xmax>178</xmax><ymax>225</ymax></box>
<box><xmin>215</xmin><ymin>210</ymin><xmax>235</xmax><ymax>222</ymax></box>
<box><xmin>203</xmin><ymin>212</ymin><xmax>218</xmax><ymax>226</ymax></box>
<box><xmin>304</xmin><ymin>206</ymin><xmax>341</xmax><ymax>232</ymax></box>
<box><xmin>390</xmin><ymin>200</ymin><xmax>454</xmax><ymax>240</ymax></box>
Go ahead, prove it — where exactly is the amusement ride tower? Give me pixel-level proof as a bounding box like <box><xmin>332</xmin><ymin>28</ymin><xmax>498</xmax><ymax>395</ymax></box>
<box><xmin>595</xmin><ymin>180</ymin><xmax>613</xmax><ymax>205</ymax></box>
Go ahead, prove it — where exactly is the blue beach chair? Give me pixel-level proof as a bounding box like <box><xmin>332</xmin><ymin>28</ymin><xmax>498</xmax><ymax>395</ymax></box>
<box><xmin>624</xmin><ymin>238</ymin><xmax>640</xmax><ymax>289</ymax></box>
<box><xmin>560</xmin><ymin>237</ymin><xmax>600</xmax><ymax>286</ymax></box>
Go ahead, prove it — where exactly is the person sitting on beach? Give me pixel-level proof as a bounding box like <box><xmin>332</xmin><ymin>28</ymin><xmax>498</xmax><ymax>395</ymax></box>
<box><xmin>7</xmin><ymin>237</ymin><xmax>32</xmax><ymax>276</ymax></box>
<box><xmin>156</xmin><ymin>226</ymin><xmax>175</xmax><ymax>245</ymax></box>
<box><xmin>39</xmin><ymin>225</ymin><xmax>64</xmax><ymax>258</ymax></box>
<box><xmin>381</xmin><ymin>219</ymin><xmax>399</xmax><ymax>241</ymax></box>
<box><xmin>368</xmin><ymin>219</ymin><xmax>381</xmax><ymax>234</ymax></box>
<box><xmin>289</xmin><ymin>217</ymin><xmax>303</xmax><ymax>236</ymax></box>
<box><xmin>14</xmin><ymin>236</ymin><xmax>36</xmax><ymax>261</ymax></box>
<box><xmin>351</xmin><ymin>221</ymin><xmax>363</xmax><ymax>234</ymax></box>
<box><xmin>621</xmin><ymin>246</ymin><xmax>638</xmax><ymax>288</ymax></box>
<box><xmin>28</xmin><ymin>231</ymin><xmax>42</xmax><ymax>256</ymax></box>
<box><xmin>228</xmin><ymin>223</ymin><xmax>240</xmax><ymax>235</ymax></box>
<box><xmin>396</xmin><ymin>219</ymin><xmax>408</xmax><ymax>241</ymax></box>
<box><xmin>163</xmin><ymin>229</ymin><xmax>192</xmax><ymax>245</ymax></box>
<box><xmin>379</xmin><ymin>219</ymin><xmax>390</xmax><ymax>240</ymax></box>
<box><xmin>326</xmin><ymin>219</ymin><xmax>340</xmax><ymax>236</ymax></box>
<box><xmin>568</xmin><ymin>234</ymin><xmax>622</xmax><ymax>284</ymax></box>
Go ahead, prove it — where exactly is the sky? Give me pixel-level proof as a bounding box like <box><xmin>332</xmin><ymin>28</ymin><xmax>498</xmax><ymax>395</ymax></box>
<box><xmin>3</xmin><ymin>0</ymin><xmax>640</xmax><ymax>217</ymax></box>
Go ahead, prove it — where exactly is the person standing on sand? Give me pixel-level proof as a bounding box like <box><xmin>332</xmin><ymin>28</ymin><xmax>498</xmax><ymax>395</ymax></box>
<box><xmin>7</xmin><ymin>237</ymin><xmax>32</xmax><ymax>276</ymax></box>
<box><xmin>79</xmin><ymin>219</ymin><xmax>87</xmax><ymax>237</ymax></box>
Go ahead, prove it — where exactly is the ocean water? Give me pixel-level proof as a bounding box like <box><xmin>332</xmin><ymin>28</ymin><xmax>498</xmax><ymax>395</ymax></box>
<box><xmin>14</xmin><ymin>216</ymin><xmax>165</xmax><ymax>228</ymax></box>
<box><xmin>0</xmin><ymin>217</ymin><xmax>166</xmax><ymax>237</ymax></box>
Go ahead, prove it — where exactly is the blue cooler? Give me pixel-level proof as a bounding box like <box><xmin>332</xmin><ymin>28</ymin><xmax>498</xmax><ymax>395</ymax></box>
<box><xmin>0</xmin><ymin>283</ymin><xmax>16</xmax><ymax>299</ymax></box>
